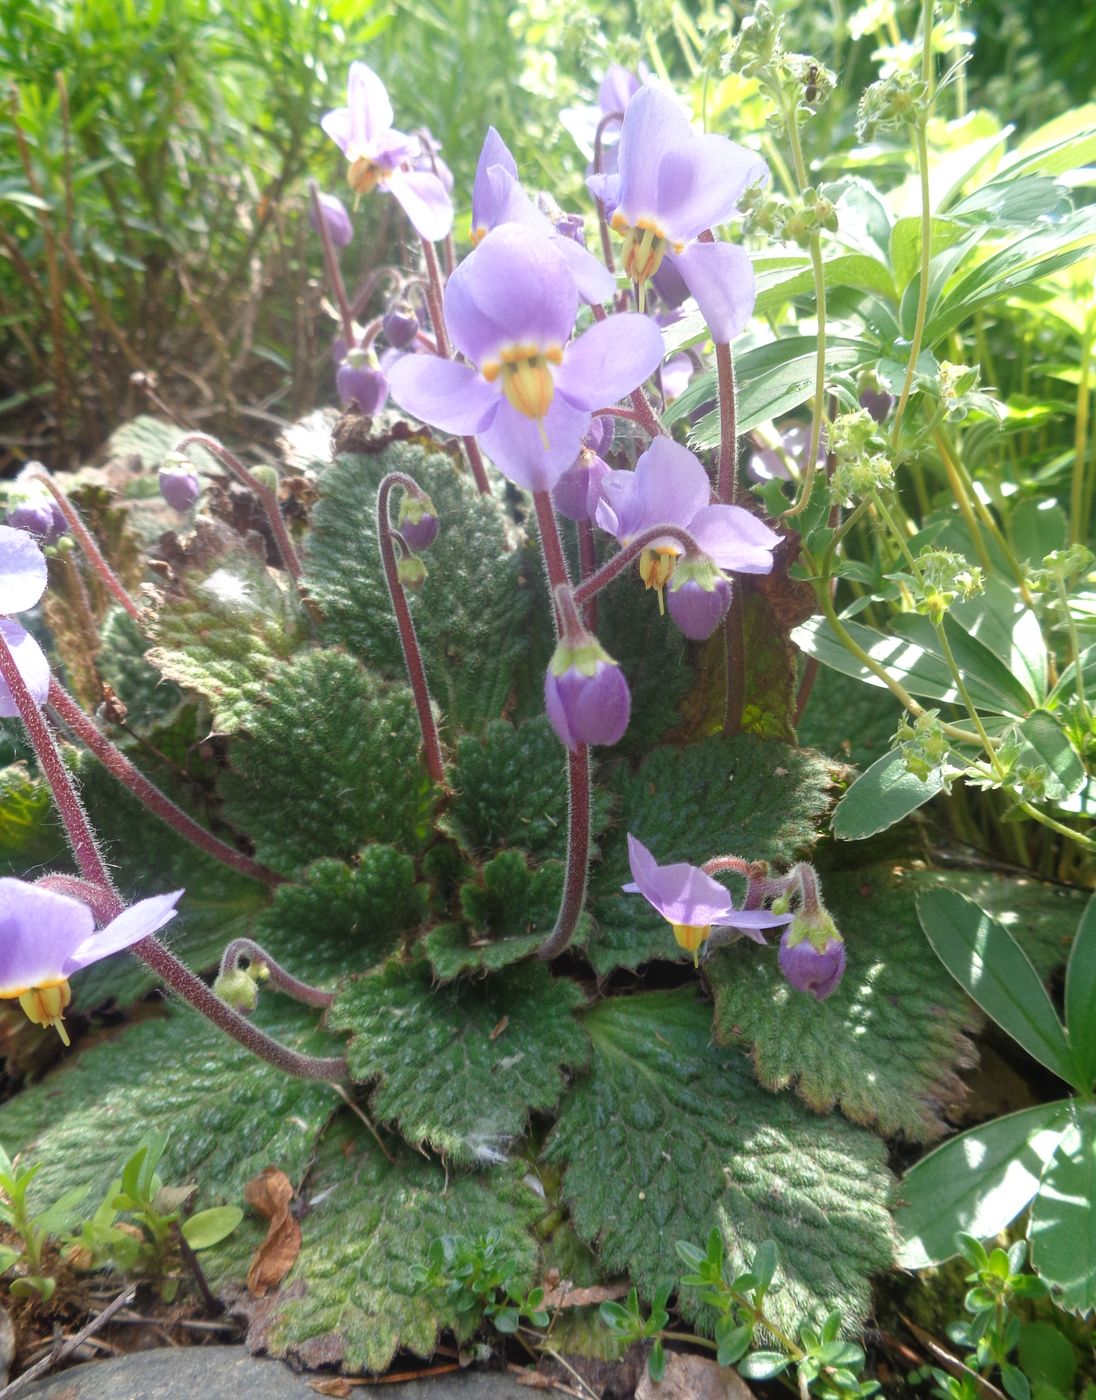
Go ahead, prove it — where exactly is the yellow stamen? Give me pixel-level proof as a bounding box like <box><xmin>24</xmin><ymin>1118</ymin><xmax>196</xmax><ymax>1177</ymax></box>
<box><xmin>486</xmin><ymin>340</ymin><xmax>564</xmax><ymax>444</ymax></box>
<box><xmin>671</xmin><ymin>923</ymin><xmax>712</xmax><ymax>967</ymax></box>
<box><xmin>346</xmin><ymin>153</ymin><xmax>392</xmax><ymax>197</ymax></box>
<box><xmin>638</xmin><ymin>545</ymin><xmax>681</xmax><ymax>615</ymax></box>
<box><xmin>13</xmin><ymin>980</ymin><xmax>72</xmax><ymax>1044</ymax></box>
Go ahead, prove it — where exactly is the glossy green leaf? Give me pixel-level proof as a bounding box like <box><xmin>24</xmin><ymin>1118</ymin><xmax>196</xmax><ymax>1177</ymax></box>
<box><xmin>896</xmin><ymin>1100</ymin><xmax>1073</xmax><ymax>1268</ymax></box>
<box><xmin>831</xmin><ymin>749</ymin><xmax>945</xmax><ymax>841</ymax></box>
<box><xmin>181</xmin><ymin>1205</ymin><xmax>244</xmax><ymax>1250</ymax></box>
<box><xmin>1065</xmin><ymin>898</ymin><xmax>1096</xmax><ymax>1088</ymax></box>
<box><xmin>888</xmin><ymin>612</ymin><xmax>1037</xmax><ymax>717</ymax></box>
<box><xmin>1017</xmin><ymin>711</ymin><xmax>1086</xmax><ymax>800</ymax></box>
<box><xmin>1029</xmin><ymin>1104</ymin><xmax>1096</xmax><ymax>1314</ymax></box>
<box><xmin>916</xmin><ymin>890</ymin><xmax>1077</xmax><ymax>1084</ymax></box>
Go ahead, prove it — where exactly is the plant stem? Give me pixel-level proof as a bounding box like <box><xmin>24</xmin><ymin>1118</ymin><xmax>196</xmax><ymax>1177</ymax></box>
<box><xmin>890</xmin><ymin>116</ymin><xmax>932</xmax><ymax>450</ymax></box>
<box><xmin>419</xmin><ymin>237</ymin><xmax>450</xmax><ymax>358</ymax></box>
<box><xmin>592</xmin><ymin>111</ymin><xmax>622</xmax><ymax>275</ymax></box>
<box><xmin>29</xmin><ymin>472</ymin><xmax>141</xmax><ymax>621</ymax></box>
<box><xmin>309</xmin><ymin>180</ymin><xmax>355</xmax><ymax>349</ymax></box>
<box><xmin>1071</xmin><ymin>317</ymin><xmax>1094</xmax><ymax>546</ymax></box>
<box><xmin>463</xmin><ymin>434</ymin><xmax>491</xmax><ymax>495</ymax></box>
<box><xmin>577</xmin><ymin>519</ymin><xmax>598</xmax><ymax>629</ymax></box>
<box><xmin>173</xmin><ymin>434</ymin><xmax>304</xmax><ymax>582</ymax></box>
<box><xmin>377</xmin><ymin>473</ymin><xmax>446</xmax><ymax>785</ymax></box>
<box><xmin>712</xmin><ymin>340</ymin><xmax>738</xmax><ymax>503</ymax></box>
<box><xmin>48</xmin><ymin>679</ymin><xmax>283</xmax><ymax>889</ymax></box>
<box><xmin>572</xmin><ymin>523</ymin><xmax>703</xmax><ymax>607</ymax></box>
<box><xmin>219</xmin><ymin>939</ymin><xmax>334</xmax><ymax>1008</ymax></box>
<box><xmin>533</xmin><ymin>492</ymin><xmax>590</xmax><ymax>961</ymax></box>
<box><xmin>1058</xmin><ymin>576</ymin><xmax>1089</xmax><ymax>723</ymax></box>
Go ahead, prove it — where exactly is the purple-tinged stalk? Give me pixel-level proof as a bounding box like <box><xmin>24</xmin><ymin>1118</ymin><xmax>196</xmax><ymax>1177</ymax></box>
<box><xmin>218</xmin><ymin>938</ymin><xmax>334</xmax><ymax>1009</ymax></box>
<box><xmin>0</xmin><ymin>633</ymin><xmax>346</xmax><ymax>1079</ymax></box>
<box><xmin>309</xmin><ymin>180</ymin><xmax>355</xmax><ymax>350</ymax></box>
<box><xmin>29</xmin><ymin>471</ymin><xmax>141</xmax><ymax>622</ymax></box>
<box><xmin>533</xmin><ymin>494</ymin><xmax>590</xmax><ymax>962</ymax></box>
<box><xmin>48</xmin><ymin>679</ymin><xmax>283</xmax><ymax>890</ymax></box>
<box><xmin>171</xmin><ymin>434</ymin><xmax>303</xmax><ymax>582</ymax></box>
<box><xmin>377</xmin><ymin>472</ymin><xmax>446</xmax><ymax>785</ymax></box>
<box><xmin>592</xmin><ymin>109</ymin><xmax>623</xmax><ymax>277</ymax></box>
<box><xmin>572</xmin><ymin>522</ymin><xmax>703</xmax><ymax>608</ymax></box>
<box><xmin>577</xmin><ymin>519</ymin><xmax>598</xmax><ymax>629</ymax></box>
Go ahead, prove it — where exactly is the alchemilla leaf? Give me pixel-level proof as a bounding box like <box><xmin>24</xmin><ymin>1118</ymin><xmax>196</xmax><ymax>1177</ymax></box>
<box><xmin>544</xmin><ymin>989</ymin><xmax>895</xmax><ymax>1332</ymax></box>
<box><xmin>329</xmin><ymin>960</ymin><xmax>589</xmax><ymax>1164</ymax></box>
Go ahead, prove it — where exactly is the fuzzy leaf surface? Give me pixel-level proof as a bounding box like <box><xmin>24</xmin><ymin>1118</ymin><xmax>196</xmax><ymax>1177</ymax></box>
<box><xmin>221</xmin><ymin>652</ymin><xmax>436</xmax><ymax>875</ymax></box>
<box><xmin>709</xmin><ymin>865</ymin><xmax>974</xmax><ymax>1140</ymax></box>
<box><xmin>329</xmin><ymin>960</ymin><xmax>589</xmax><ymax>1164</ymax></box>
<box><xmin>544</xmin><ymin>990</ymin><xmax>894</xmax><ymax>1331</ymax></box>
<box><xmin>255</xmin><ymin>1116</ymin><xmax>541</xmax><ymax>1373</ymax></box>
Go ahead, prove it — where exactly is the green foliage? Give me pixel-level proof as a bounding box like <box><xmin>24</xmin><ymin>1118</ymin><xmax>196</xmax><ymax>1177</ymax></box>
<box><xmin>1029</xmin><ymin>1103</ymin><xmax>1096</xmax><ymax>1315</ymax></box>
<box><xmin>0</xmin><ymin>763</ymin><xmax>63</xmax><ymax>876</ymax></box>
<box><xmin>411</xmin><ymin>1228</ymin><xmax>550</xmax><ymax>1337</ymax></box>
<box><xmin>145</xmin><ymin>530</ymin><xmax>309</xmax><ymax>735</ymax></box>
<box><xmin>545</xmin><ymin>990</ymin><xmax>895</xmax><ymax>1333</ymax></box>
<box><xmin>221</xmin><ymin>651</ymin><xmax>436</xmax><ymax>875</ymax></box>
<box><xmin>709</xmin><ymin>866</ymin><xmax>975</xmax><ymax>1141</ymax></box>
<box><xmin>329</xmin><ymin>960</ymin><xmax>589</xmax><ymax>1164</ymax></box>
<box><xmin>305</xmin><ymin>442</ymin><xmax>541</xmax><ymax>733</ymax></box>
<box><xmin>261</xmin><ymin>1116</ymin><xmax>541</xmax><ymax>1373</ymax></box>
<box><xmin>831</xmin><ymin>749</ymin><xmax>945</xmax><ymax>840</ymax></box>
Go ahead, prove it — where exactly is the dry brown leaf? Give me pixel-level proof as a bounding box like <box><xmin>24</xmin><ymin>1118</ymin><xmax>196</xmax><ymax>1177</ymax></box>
<box><xmin>541</xmin><ymin>1281</ymin><xmax>631</xmax><ymax>1310</ymax></box>
<box><xmin>635</xmin><ymin>1351</ymin><xmax>755</xmax><ymax>1400</ymax></box>
<box><xmin>244</xmin><ymin>1166</ymin><xmax>301</xmax><ymax>1297</ymax></box>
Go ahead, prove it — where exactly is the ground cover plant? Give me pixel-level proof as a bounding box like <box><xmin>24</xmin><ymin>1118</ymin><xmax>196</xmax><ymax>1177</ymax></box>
<box><xmin>0</xmin><ymin>0</ymin><xmax>1094</xmax><ymax>1395</ymax></box>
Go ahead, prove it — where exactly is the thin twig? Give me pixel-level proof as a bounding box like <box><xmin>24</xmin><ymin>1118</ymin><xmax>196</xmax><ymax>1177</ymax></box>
<box><xmin>0</xmin><ymin>1286</ymin><xmax>136</xmax><ymax>1399</ymax></box>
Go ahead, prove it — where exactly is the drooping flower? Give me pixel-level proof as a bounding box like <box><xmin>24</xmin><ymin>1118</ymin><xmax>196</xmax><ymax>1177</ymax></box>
<box><xmin>321</xmin><ymin>63</ymin><xmax>453</xmax><ymax>242</ymax></box>
<box><xmin>470</xmin><ymin>128</ymin><xmax>614</xmax><ymax>304</ymax></box>
<box><xmin>0</xmin><ymin>523</ymin><xmax>52</xmax><ymax>715</ymax></box>
<box><xmin>397</xmin><ymin>493</ymin><xmax>439</xmax><ymax>552</ymax></box>
<box><xmin>623</xmin><ymin>834</ymin><xmax>791</xmax><ymax>964</ymax></box>
<box><xmin>779</xmin><ymin>918</ymin><xmax>846</xmax><ymax>1001</ymax></box>
<box><xmin>159</xmin><ymin>466</ymin><xmax>201</xmax><ymax>513</ymax></box>
<box><xmin>308</xmin><ymin>191</ymin><xmax>354</xmax><ymax>249</ymax></box>
<box><xmin>666</xmin><ymin>557</ymin><xmax>732</xmax><ymax>640</ymax></box>
<box><xmin>387</xmin><ymin>225</ymin><xmax>664</xmax><ymax>492</ymax></box>
<box><xmin>594</xmin><ymin>437</ymin><xmax>781</xmax><ymax>616</ymax></box>
<box><xmin>0</xmin><ymin>881</ymin><xmax>183</xmax><ymax>1042</ymax></box>
<box><xmin>7</xmin><ymin>500</ymin><xmax>65</xmax><ymax>545</ymax></box>
<box><xmin>588</xmin><ymin>87</ymin><xmax>768</xmax><ymax>342</ymax></box>
<box><xmin>337</xmin><ymin>349</ymin><xmax>388</xmax><ymax>416</ymax></box>
<box><xmin>383</xmin><ymin>300</ymin><xmax>420</xmax><ymax>348</ymax></box>
<box><xmin>545</xmin><ymin>634</ymin><xmax>630</xmax><ymax>751</ymax></box>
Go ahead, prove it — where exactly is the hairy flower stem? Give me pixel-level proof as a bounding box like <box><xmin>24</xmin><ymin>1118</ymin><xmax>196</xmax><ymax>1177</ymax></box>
<box><xmin>590</xmin><ymin>304</ymin><xmax>664</xmax><ymax>437</ymax></box>
<box><xmin>713</xmin><ymin>342</ymin><xmax>739</xmax><ymax>503</ymax></box>
<box><xmin>533</xmin><ymin>492</ymin><xmax>590</xmax><ymax>961</ymax></box>
<box><xmin>462</xmin><ymin>434</ymin><xmax>492</xmax><ymax>495</ymax></box>
<box><xmin>48</xmin><ymin>678</ymin><xmax>283</xmax><ymax>889</ymax></box>
<box><xmin>219</xmin><ymin>939</ymin><xmax>334</xmax><ymax>1009</ymax></box>
<box><xmin>577</xmin><ymin>520</ymin><xmax>598</xmax><ymax>629</ymax></box>
<box><xmin>592</xmin><ymin>110</ymin><xmax>622</xmax><ymax>279</ymax></box>
<box><xmin>309</xmin><ymin>180</ymin><xmax>355</xmax><ymax>349</ymax></box>
<box><xmin>572</xmin><ymin>524</ymin><xmax>703</xmax><ymax>608</ymax></box>
<box><xmin>29</xmin><ymin>471</ymin><xmax>141</xmax><ymax>622</ymax></box>
<box><xmin>376</xmin><ymin>472</ymin><xmax>446</xmax><ymax>785</ymax></box>
<box><xmin>0</xmin><ymin>635</ymin><xmax>345</xmax><ymax>1079</ymax></box>
<box><xmin>172</xmin><ymin>434</ymin><xmax>304</xmax><ymax>581</ymax></box>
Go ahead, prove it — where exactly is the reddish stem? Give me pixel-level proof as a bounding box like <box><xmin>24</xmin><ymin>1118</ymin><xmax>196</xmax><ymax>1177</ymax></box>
<box><xmin>463</xmin><ymin>435</ymin><xmax>491</xmax><ymax>495</ymax></box>
<box><xmin>377</xmin><ymin>472</ymin><xmax>446</xmax><ymax>785</ymax></box>
<box><xmin>713</xmin><ymin>341</ymin><xmax>738</xmax><ymax>503</ymax></box>
<box><xmin>577</xmin><ymin>519</ymin><xmax>598</xmax><ymax>630</ymax></box>
<box><xmin>592</xmin><ymin>111</ymin><xmax>622</xmax><ymax>276</ymax></box>
<box><xmin>419</xmin><ymin>238</ymin><xmax>450</xmax><ymax>358</ymax></box>
<box><xmin>572</xmin><ymin>523</ymin><xmax>702</xmax><ymax>608</ymax></box>
<box><xmin>309</xmin><ymin>180</ymin><xmax>355</xmax><ymax>350</ymax></box>
<box><xmin>30</xmin><ymin>472</ymin><xmax>141</xmax><ymax>622</ymax></box>
<box><xmin>591</xmin><ymin>406</ymin><xmax>648</xmax><ymax>426</ymax></box>
<box><xmin>219</xmin><ymin>938</ymin><xmax>334</xmax><ymax>1009</ymax></box>
<box><xmin>48</xmin><ymin>678</ymin><xmax>283</xmax><ymax>889</ymax></box>
<box><xmin>172</xmin><ymin>434</ymin><xmax>303</xmax><ymax>581</ymax></box>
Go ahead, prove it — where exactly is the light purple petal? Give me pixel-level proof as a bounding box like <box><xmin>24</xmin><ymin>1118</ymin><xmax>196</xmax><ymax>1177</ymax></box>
<box><xmin>555</xmin><ymin>314</ymin><xmax>664</xmax><ymax>410</ymax></box>
<box><xmin>65</xmin><ymin>890</ymin><xmax>184</xmax><ymax>973</ymax></box>
<box><xmin>478</xmin><ymin>394</ymin><xmax>591</xmax><ymax>493</ymax></box>
<box><xmin>0</xmin><ymin>523</ymin><xmax>48</xmax><ymax>613</ymax></box>
<box><xmin>688</xmin><ymin>504</ymin><xmax>780</xmax><ymax>574</ymax></box>
<box><xmin>550</xmin><ymin>235</ymin><xmax>617</xmax><ymax>305</ymax></box>
<box><xmin>624</xmin><ymin>835</ymin><xmax>737</xmax><ymax>926</ymax></box>
<box><xmin>387</xmin><ymin>355</ymin><xmax>498</xmax><ymax>436</ymax></box>
<box><xmin>472</xmin><ymin>127</ymin><xmax>519</xmax><ymax>231</ymax></box>
<box><xmin>656</xmin><ymin>135</ymin><xmax>768</xmax><ymax>241</ymax></box>
<box><xmin>599</xmin><ymin>65</ymin><xmax>640</xmax><ymax>116</ymax></box>
<box><xmin>668</xmin><ymin>242</ymin><xmax>755</xmax><ymax>344</ymax></box>
<box><xmin>586</xmin><ymin>171</ymin><xmax>621</xmax><ymax>211</ymax></box>
<box><xmin>0</xmin><ymin>619</ymin><xmax>50</xmax><ymax>717</ymax></box>
<box><xmin>0</xmin><ymin>880</ymin><xmax>92</xmax><ymax>993</ymax></box>
<box><xmin>385</xmin><ymin>168</ymin><xmax>454</xmax><ymax>242</ymax></box>
<box><xmin>630</xmin><ymin>437</ymin><xmax>712</xmax><ymax>533</ymax></box>
<box><xmin>320</xmin><ymin>107</ymin><xmax>352</xmax><ymax>155</ymax></box>
<box><xmin>615</xmin><ymin>88</ymin><xmax>696</xmax><ymax>223</ymax></box>
<box><xmin>346</xmin><ymin>62</ymin><xmax>394</xmax><ymax>152</ymax></box>
<box><xmin>443</xmin><ymin>226</ymin><xmax>578</xmax><ymax>367</ymax></box>
<box><xmin>661</xmin><ymin>353</ymin><xmax>693</xmax><ymax>401</ymax></box>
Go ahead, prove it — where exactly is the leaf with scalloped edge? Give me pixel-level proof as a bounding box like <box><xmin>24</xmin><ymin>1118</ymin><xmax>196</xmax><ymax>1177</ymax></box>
<box><xmin>329</xmin><ymin>960</ymin><xmax>589</xmax><ymax>1164</ymax></box>
<box><xmin>709</xmin><ymin>864</ymin><xmax>975</xmax><ymax>1141</ymax></box>
<box><xmin>249</xmin><ymin>1115</ymin><xmax>542</xmax><ymax>1374</ymax></box>
<box><xmin>304</xmin><ymin>440</ymin><xmax>540</xmax><ymax>732</ymax></box>
<box><xmin>221</xmin><ymin>651</ymin><xmax>436</xmax><ymax>875</ymax></box>
<box><xmin>544</xmin><ymin>989</ymin><xmax>894</xmax><ymax>1333</ymax></box>
<box><xmin>585</xmin><ymin>735</ymin><xmax>835</xmax><ymax>973</ymax></box>
<box><xmin>144</xmin><ymin>524</ymin><xmax>309</xmax><ymax>734</ymax></box>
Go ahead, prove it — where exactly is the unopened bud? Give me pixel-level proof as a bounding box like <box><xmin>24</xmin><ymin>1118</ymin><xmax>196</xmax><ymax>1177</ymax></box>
<box><xmin>397</xmin><ymin>554</ymin><xmax>428</xmax><ymax>591</ymax></box>
<box><xmin>251</xmin><ymin>465</ymin><xmax>280</xmax><ymax>494</ymax></box>
<box><xmin>213</xmin><ymin>969</ymin><xmax>259</xmax><ymax>1012</ymax></box>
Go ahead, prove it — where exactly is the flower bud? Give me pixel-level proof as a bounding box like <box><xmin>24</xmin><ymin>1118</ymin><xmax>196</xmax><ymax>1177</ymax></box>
<box><xmin>7</xmin><ymin>502</ymin><xmax>58</xmax><ymax>542</ymax></box>
<box><xmin>397</xmin><ymin>554</ymin><xmax>428</xmax><ymax>591</ymax></box>
<box><xmin>552</xmin><ymin>449</ymin><xmax>610</xmax><ymax>522</ymax></box>
<box><xmin>398</xmin><ymin>493</ymin><xmax>439</xmax><ymax>552</ymax></box>
<box><xmin>213</xmin><ymin>968</ymin><xmax>259</xmax><ymax>1012</ymax></box>
<box><xmin>544</xmin><ymin>636</ymin><xmax>630</xmax><ymax>751</ymax></box>
<box><xmin>585</xmin><ymin>415</ymin><xmax>614</xmax><ymax>457</ymax></box>
<box><xmin>857</xmin><ymin>372</ymin><xmax>894</xmax><ymax>424</ymax></box>
<box><xmin>158</xmin><ymin>466</ymin><xmax>201</xmax><ymax>513</ymax></box>
<box><xmin>251</xmin><ymin>465</ymin><xmax>280</xmax><ymax>494</ymax></box>
<box><xmin>779</xmin><ymin>910</ymin><xmax>845</xmax><ymax>1001</ymax></box>
<box><xmin>383</xmin><ymin>300</ymin><xmax>420</xmax><ymax>348</ymax></box>
<box><xmin>666</xmin><ymin>557</ymin><xmax>732</xmax><ymax>640</ymax></box>
<box><xmin>309</xmin><ymin>191</ymin><xmax>353</xmax><ymax>249</ymax></box>
<box><xmin>337</xmin><ymin>350</ymin><xmax>389</xmax><ymax>416</ymax></box>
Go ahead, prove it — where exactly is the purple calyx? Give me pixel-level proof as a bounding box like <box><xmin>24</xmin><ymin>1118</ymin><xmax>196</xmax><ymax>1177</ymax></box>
<box><xmin>544</xmin><ymin>634</ymin><xmax>630</xmax><ymax>752</ymax></box>
<box><xmin>159</xmin><ymin>465</ymin><xmax>201</xmax><ymax>513</ymax></box>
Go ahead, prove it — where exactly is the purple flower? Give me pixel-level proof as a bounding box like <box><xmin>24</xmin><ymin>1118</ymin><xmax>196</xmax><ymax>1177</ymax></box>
<box><xmin>7</xmin><ymin>502</ymin><xmax>56</xmax><ymax>542</ymax></box>
<box><xmin>0</xmin><ymin>880</ymin><xmax>182</xmax><ymax>1042</ymax></box>
<box><xmin>159</xmin><ymin>466</ymin><xmax>201</xmax><ymax>513</ymax></box>
<box><xmin>337</xmin><ymin>351</ymin><xmax>389</xmax><ymax>415</ymax></box>
<box><xmin>858</xmin><ymin>376</ymin><xmax>894</xmax><ymax>424</ymax></box>
<box><xmin>779</xmin><ymin>923</ymin><xmax>846</xmax><ymax>1001</ymax></box>
<box><xmin>585</xmin><ymin>415</ymin><xmax>614</xmax><ymax>456</ymax></box>
<box><xmin>308</xmin><ymin>191</ymin><xmax>354</xmax><ymax>249</ymax></box>
<box><xmin>588</xmin><ymin>88</ymin><xmax>767</xmax><ymax>342</ymax></box>
<box><xmin>470</xmin><ymin>128</ymin><xmax>614</xmax><ymax>305</ymax></box>
<box><xmin>0</xmin><ymin>523</ymin><xmax>51</xmax><ymax>716</ymax></box>
<box><xmin>666</xmin><ymin>558</ymin><xmax>732</xmax><ymax>639</ymax></box>
<box><xmin>595</xmin><ymin>438</ymin><xmax>781</xmax><ymax>611</ymax></box>
<box><xmin>383</xmin><ymin>301</ymin><xmax>420</xmax><ymax>348</ymax></box>
<box><xmin>545</xmin><ymin>635</ymin><xmax>630</xmax><ymax>750</ymax></box>
<box><xmin>387</xmin><ymin>225</ymin><xmax>664</xmax><ymax>493</ymax></box>
<box><xmin>623</xmin><ymin>834</ymin><xmax>791</xmax><ymax>963</ymax></box>
<box><xmin>397</xmin><ymin>493</ymin><xmax>439</xmax><ymax>552</ymax></box>
<box><xmin>321</xmin><ymin>63</ymin><xmax>453</xmax><ymax>242</ymax></box>
<box><xmin>660</xmin><ymin>353</ymin><xmax>693</xmax><ymax>402</ymax></box>
<box><xmin>748</xmin><ymin>423</ymin><xmax>827</xmax><ymax>482</ymax></box>
<box><xmin>411</xmin><ymin>127</ymin><xmax>454</xmax><ymax>192</ymax></box>
<box><xmin>552</xmin><ymin>450</ymin><xmax>611</xmax><ymax>522</ymax></box>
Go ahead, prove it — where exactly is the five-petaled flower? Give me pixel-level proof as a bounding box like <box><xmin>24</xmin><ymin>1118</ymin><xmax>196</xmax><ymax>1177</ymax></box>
<box><xmin>588</xmin><ymin>87</ymin><xmax>767</xmax><ymax>341</ymax></box>
<box><xmin>0</xmin><ymin>881</ymin><xmax>183</xmax><ymax>1043</ymax></box>
<box><xmin>623</xmin><ymin>834</ymin><xmax>790</xmax><ymax>964</ymax></box>
<box><xmin>321</xmin><ymin>63</ymin><xmax>453</xmax><ymax>242</ymax></box>
<box><xmin>387</xmin><ymin>225</ymin><xmax>664</xmax><ymax>492</ymax></box>
<box><xmin>0</xmin><ymin>523</ymin><xmax>53</xmax><ymax>716</ymax></box>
